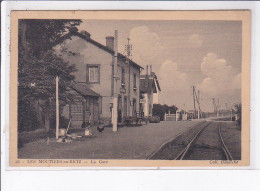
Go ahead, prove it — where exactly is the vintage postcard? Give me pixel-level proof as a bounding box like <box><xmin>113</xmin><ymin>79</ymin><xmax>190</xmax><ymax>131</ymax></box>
<box><xmin>9</xmin><ymin>10</ymin><xmax>251</xmax><ymax>167</ymax></box>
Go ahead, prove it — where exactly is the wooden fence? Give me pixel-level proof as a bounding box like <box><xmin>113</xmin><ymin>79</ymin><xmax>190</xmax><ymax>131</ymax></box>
<box><xmin>164</xmin><ymin>113</ymin><xmax>176</xmax><ymax>121</ymax></box>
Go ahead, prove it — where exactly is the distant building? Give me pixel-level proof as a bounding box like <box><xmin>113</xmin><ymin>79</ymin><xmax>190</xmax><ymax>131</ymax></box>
<box><xmin>53</xmin><ymin>30</ymin><xmax>143</xmax><ymax>127</ymax></box>
<box><xmin>140</xmin><ymin>65</ymin><xmax>161</xmax><ymax>117</ymax></box>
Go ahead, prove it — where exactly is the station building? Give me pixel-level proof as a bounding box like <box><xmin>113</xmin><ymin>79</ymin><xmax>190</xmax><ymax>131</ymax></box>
<box><xmin>53</xmin><ymin>29</ymin><xmax>143</xmax><ymax>128</ymax></box>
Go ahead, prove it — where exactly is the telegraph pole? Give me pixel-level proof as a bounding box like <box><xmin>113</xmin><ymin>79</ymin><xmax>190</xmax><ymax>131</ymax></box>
<box><xmin>217</xmin><ymin>98</ymin><xmax>219</xmax><ymax>117</ymax></box>
<box><xmin>197</xmin><ymin>90</ymin><xmax>200</xmax><ymax>119</ymax></box>
<box><xmin>192</xmin><ymin>86</ymin><xmax>202</xmax><ymax>119</ymax></box>
<box><xmin>192</xmin><ymin>86</ymin><xmax>196</xmax><ymax>119</ymax></box>
<box><xmin>56</xmin><ymin>76</ymin><xmax>59</xmax><ymax>139</ymax></box>
<box><xmin>225</xmin><ymin>103</ymin><xmax>228</xmax><ymax>117</ymax></box>
<box><xmin>125</xmin><ymin>38</ymin><xmax>132</xmax><ymax>115</ymax></box>
<box><xmin>212</xmin><ymin>98</ymin><xmax>217</xmax><ymax>117</ymax></box>
<box><xmin>230</xmin><ymin>107</ymin><xmax>233</xmax><ymax>121</ymax></box>
<box><xmin>112</xmin><ymin>30</ymin><xmax>118</xmax><ymax>132</ymax></box>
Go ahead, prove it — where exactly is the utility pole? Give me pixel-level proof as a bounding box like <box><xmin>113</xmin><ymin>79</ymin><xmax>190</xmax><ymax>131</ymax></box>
<box><xmin>192</xmin><ymin>86</ymin><xmax>196</xmax><ymax>119</ymax></box>
<box><xmin>230</xmin><ymin>107</ymin><xmax>233</xmax><ymax>121</ymax></box>
<box><xmin>125</xmin><ymin>37</ymin><xmax>132</xmax><ymax>116</ymax></box>
<box><xmin>192</xmin><ymin>86</ymin><xmax>202</xmax><ymax>119</ymax></box>
<box><xmin>212</xmin><ymin>98</ymin><xmax>216</xmax><ymax>117</ymax></box>
<box><xmin>112</xmin><ymin>30</ymin><xmax>118</xmax><ymax>132</ymax></box>
<box><xmin>56</xmin><ymin>76</ymin><xmax>59</xmax><ymax>139</ymax></box>
<box><xmin>217</xmin><ymin>98</ymin><xmax>220</xmax><ymax>117</ymax></box>
<box><xmin>225</xmin><ymin>103</ymin><xmax>228</xmax><ymax>117</ymax></box>
<box><xmin>197</xmin><ymin>90</ymin><xmax>200</xmax><ymax>119</ymax></box>
<box><xmin>195</xmin><ymin>89</ymin><xmax>202</xmax><ymax>119</ymax></box>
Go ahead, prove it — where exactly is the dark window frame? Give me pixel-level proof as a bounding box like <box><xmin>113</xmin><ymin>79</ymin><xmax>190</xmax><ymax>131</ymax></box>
<box><xmin>133</xmin><ymin>73</ymin><xmax>137</xmax><ymax>89</ymax></box>
<box><xmin>118</xmin><ymin>95</ymin><xmax>122</xmax><ymax>109</ymax></box>
<box><xmin>121</xmin><ymin>67</ymin><xmax>125</xmax><ymax>85</ymax></box>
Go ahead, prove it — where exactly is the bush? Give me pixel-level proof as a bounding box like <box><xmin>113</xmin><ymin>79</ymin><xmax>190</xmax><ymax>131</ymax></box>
<box><xmin>152</xmin><ymin>104</ymin><xmax>177</xmax><ymax>121</ymax></box>
<box><xmin>18</xmin><ymin>99</ymin><xmax>41</xmax><ymax>132</ymax></box>
<box><xmin>235</xmin><ymin>103</ymin><xmax>241</xmax><ymax>129</ymax></box>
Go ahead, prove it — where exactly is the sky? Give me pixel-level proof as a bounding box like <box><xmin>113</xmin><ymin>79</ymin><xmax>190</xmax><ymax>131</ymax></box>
<box><xmin>78</xmin><ymin>20</ymin><xmax>242</xmax><ymax>112</ymax></box>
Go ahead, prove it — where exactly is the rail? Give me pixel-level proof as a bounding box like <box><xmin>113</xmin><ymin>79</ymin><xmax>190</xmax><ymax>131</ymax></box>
<box><xmin>218</xmin><ymin>123</ymin><xmax>234</xmax><ymax>160</ymax></box>
<box><xmin>174</xmin><ymin>121</ymin><xmax>212</xmax><ymax>160</ymax></box>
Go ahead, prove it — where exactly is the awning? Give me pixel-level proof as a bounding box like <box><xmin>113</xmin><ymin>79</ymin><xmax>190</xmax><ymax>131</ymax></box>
<box><xmin>70</xmin><ymin>82</ymin><xmax>100</xmax><ymax>97</ymax></box>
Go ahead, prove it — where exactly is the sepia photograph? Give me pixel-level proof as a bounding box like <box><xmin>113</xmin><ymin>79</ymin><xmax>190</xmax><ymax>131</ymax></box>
<box><xmin>9</xmin><ymin>11</ymin><xmax>251</xmax><ymax>167</ymax></box>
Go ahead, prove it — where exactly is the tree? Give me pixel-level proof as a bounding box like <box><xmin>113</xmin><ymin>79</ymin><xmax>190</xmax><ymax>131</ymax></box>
<box><xmin>152</xmin><ymin>104</ymin><xmax>178</xmax><ymax>121</ymax></box>
<box><xmin>234</xmin><ymin>103</ymin><xmax>242</xmax><ymax>128</ymax></box>
<box><xmin>18</xmin><ymin>19</ymin><xmax>81</xmax><ymax>132</ymax></box>
<box><xmin>19</xmin><ymin>19</ymin><xmax>81</xmax><ymax>54</ymax></box>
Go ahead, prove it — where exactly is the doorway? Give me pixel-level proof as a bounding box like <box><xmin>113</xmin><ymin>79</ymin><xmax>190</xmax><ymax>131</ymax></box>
<box><xmin>118</xmin><ymin>95</ymin><xmax>122</xmax><ymax>123</ymax></box>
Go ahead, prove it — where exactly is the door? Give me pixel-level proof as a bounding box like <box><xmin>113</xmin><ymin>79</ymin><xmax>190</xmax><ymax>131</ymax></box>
<box><xmin>88</xmin><ymin>98</ymin><xmax>99</xmax><ymax>124</ymax></box>
<box><xmin>84</xmin><ymin>97</ymin><xmax>91</xmax><ymax>125</ymax></box>
<box><xmin>133</xmin><ymin>99</ymin><xmax>137</xmax><ymax>117</ymax></box>
<box><xmin>139</xmin><ymin>103</ymin><xmax>144</xmax><ymax>117</ymax></box>
<box><xmin>93</xmin><ymin>98</ymin><xmax>99</xmax><ymax>123</ymax></box>
<box><xmin>124</xmin><ymin>96</ymin><xmax>127</xmax><ymax>118</ymax></box>
<box><xmin>118</xmin><ymin>95</ymin><xmax>122</xmax><ymax>123</ymax></box>
<box><xmin>70</xmin><ymin>101</ymin><xmax>83</xmax><ymax>128</ymax></box>
<box><xmin>89</xmin><ymin>98</ymin><xmax>94</xmax><ymax>125</ymax></box>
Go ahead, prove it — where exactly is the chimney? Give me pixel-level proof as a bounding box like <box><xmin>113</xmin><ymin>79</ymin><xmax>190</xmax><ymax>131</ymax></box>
<box><xmin>106</xmin><ymin>36</ymin><xmax>114</xmax><ymax>50</ymax></box>
<box><xmin>150</xmin><ymin>65</ymin><xmax>152</xmax><ymax>75</ymax></box>
<box><xmin>146</xmin><ymin>65</ymin><xmax>149</xmax><ymax>75</ymax></box>
<box><xmin>80</xmin><ymin>30</ymin><xmax>91</xmax><ymax>39</ymax></box>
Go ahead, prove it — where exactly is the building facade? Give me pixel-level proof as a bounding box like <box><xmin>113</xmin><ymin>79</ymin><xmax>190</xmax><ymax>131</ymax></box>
<box><xmin>53</xmin><ymin>30</ymin><xmax>142</xmax><ymax>127</ymax></box>
<box><xmin>140</xmin><ymin>66</ymin><xmax>161</xmax><ymax>117</ymax></box>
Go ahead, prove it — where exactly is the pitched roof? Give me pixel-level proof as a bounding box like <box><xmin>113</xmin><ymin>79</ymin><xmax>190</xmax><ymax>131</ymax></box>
<box><xmin>152</xmin><ymin>72</ymin><xmax>161</xmax><ymax>92</ymax></box>
<box><xmin>140</xmin><ymin>76</ymin><xmax>155</xmax><ymax>94</ymax></box>
<box><xmin>140</xmin><ymin>72</ymin><xmax>161</xmax><ymax>93</ymax></box>
<box><xmin>52</xmin><ymin>31</ymin><xmax>144</xmax><ymax>70</ymax></box>
<box><xmin>70</xmin><ymin>82</ymin><xmax>100</xmax><ymax>97</ymax></box>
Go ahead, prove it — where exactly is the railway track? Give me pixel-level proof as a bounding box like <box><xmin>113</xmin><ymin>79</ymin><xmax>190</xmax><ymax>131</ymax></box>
<box><xmin>218</xmin><ymin>123</ymin><xmax>234</xmax><ymax>160</ymax></box>
<box><xmin>174</xmin><ymin>122</ymin><xmax>233</xmax><ymax>160</ymax></box>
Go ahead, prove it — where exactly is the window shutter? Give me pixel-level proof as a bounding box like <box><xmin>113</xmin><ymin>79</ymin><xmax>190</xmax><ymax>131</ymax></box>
<box><xmin>94</xmin><ymin>67</ymin><xmax>99</xmax><ymax>82</ymax></box>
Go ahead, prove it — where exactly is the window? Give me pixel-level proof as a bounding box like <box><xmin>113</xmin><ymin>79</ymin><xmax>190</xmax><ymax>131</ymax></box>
<box><xmin>133</xmin><ymin>73</ymin><xmax>137</xmax><ymax>90</ymax></box>
<box><xmin>86</xmin><ymin>64</ymin><xmax>100</xmax><ymax>83</ymax></box>
<box><xmin>118</xmin><ymin>95</ymin><xmax>122</xmax><ymax>109</ymax></box>
<box><xmin>121</xmin><ymin>68</ymin><xmax>125</xmax><ymax>85</ymax></box>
